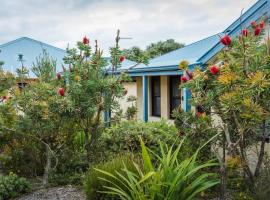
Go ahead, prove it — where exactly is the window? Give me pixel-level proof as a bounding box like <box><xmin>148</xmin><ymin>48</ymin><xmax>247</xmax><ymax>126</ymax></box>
<box><xmin>170</xmin><ymin>76</ymin><xmax>181</xmax><ymax>117</ymax></box>
<box><xmin>151</xmin><ymin>76</ymin><xmax>161</xmax><ymax>117</ymax></box>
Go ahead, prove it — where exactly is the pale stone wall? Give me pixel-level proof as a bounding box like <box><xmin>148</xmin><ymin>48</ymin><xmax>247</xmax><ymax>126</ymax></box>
<box><xmin>118</xmin><ymin>81</ymin><xmax>137</xmax><ymax>114</ymax></box>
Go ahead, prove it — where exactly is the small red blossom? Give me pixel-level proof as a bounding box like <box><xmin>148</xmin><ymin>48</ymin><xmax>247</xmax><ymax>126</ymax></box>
<box><xmin>119</xmin><ymin>56</ymin><xmax>125</xmax><ymax>62</ymax></box>
<box><xmin>83</xmin><ymin>36</ymin><xmax>89</xmax><ymax>45</ymax></box>
<box><xmin>259</xmin><ymin>21</ymin><xmax>265</xmax><ymax>29</ymax></box>
<box><xmin>181</xmin><ymin>76</ymin><xmax>188</xmax><ymax>83</ymax></box>
<box><xmin>58</xmin><ymin>88</ymin><xmax>65</xmax><ymax>96</ymax></box>
<box><xmin>251</xmin><ymin>21</ymin><xmax>257</xmax><ymax>29</ymax></box>
<box><xmin>2</xmin><ymin>96</ymin><xmax>7</xmax><ymax>100</ymax></box>
<box><xmin>254</xmin><ymin>27</ymin><xmax>261</xmax><ymax>36</ymax></box>
<box><xmin>196</xmin><ymin>112</ymin><xmax>202</xmax><ymax>117</ymax></box>
<box><xmin>197</xmin><ymin>112</ymin><xmax>206</xmax><ymax>118</ymax></box>
<box><xmin>242</xmin><ymin>29</ymin><xmax>249</xmax><ymax>37</ymax></box>
<box><xmin>57</xmin><ymin>72</ymin><xmax>61</xmax><ymax>80</ymax></box>
<box><xmin>220</xmin><ymin>35</ymin><xmax>232</xmax><ymax>46</ymax></box>
<box><xmin>209</xmin><ymin>65</ymin><xmax>219</xmax><ymax>75</ymax></box>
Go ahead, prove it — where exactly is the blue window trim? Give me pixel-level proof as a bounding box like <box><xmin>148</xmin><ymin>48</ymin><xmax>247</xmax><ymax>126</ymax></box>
<box><xmin>143</xmin><ymin>76</ymin><xmax>149</xmax><ymax>122</ymax></box>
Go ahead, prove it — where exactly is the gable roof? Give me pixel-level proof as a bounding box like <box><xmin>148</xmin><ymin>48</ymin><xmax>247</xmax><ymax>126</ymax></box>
<box><xmin>125</xmin><ymin>0</ymin><xmax>269</xmax><ymax>75</ymax></box>
<box><xmin>199</xmin><ymin>0</ymin><xmax>269</xmax><ymax>64</ymax></box>
<box><xmin>0</xmin><ymin>37</ymin><xmax>66</xmax><ymax>77</ymax></box>
<box><xmin>132</xmin><ymin>34</ymin><xmax>220</xmax><ymax>70</ymax></box>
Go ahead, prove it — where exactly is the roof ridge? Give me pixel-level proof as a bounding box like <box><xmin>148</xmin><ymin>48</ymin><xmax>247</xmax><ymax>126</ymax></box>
<box><xmin>223</xmin><ymin>0</ymin><xmax>267</xmax><ymax>33</ymax></box>
<box><xmin>0</xmin><ymin>37</ymin><xmax>66</xmax><ymax>53</ymax></box>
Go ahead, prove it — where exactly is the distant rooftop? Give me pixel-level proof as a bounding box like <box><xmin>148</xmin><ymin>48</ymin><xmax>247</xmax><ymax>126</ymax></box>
<box><xmin>0</xmin><ymin>37</ymin><xmax>66</xmax><ymax>77</ymax></box>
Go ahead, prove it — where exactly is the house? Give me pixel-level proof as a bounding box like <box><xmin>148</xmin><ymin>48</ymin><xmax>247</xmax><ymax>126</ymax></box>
<box><xmin>0</xmin><ymin>37</ymin><xmax>67</xmax><ymax>78</ymax></box>
<box><xmin>116</xmin><ymin>0</ymin><xmax>270</xmax><ymax>122</ymax></box>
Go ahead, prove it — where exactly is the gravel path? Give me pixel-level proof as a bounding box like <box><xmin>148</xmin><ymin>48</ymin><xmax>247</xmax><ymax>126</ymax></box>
<box><xmin>16</xmin><ymin>185</ymin><xmax>86</xmax><ymax>200</ymax></box>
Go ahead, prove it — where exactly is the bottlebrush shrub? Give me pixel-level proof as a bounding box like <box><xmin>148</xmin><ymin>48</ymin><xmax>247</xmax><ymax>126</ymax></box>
<box><xmin>178</xmin><ymin>18</ymin><xmax>270</xmax><ymax>187</ymax></box>
<box><xmin>62</xmin><ymin>35</ymin><xmax>131</xmax><ymax>162</ymax></box>
<box><xmin>0</xmin><ymin>173</ymin><xmax>31</xmax><ymax>199</ymax></box>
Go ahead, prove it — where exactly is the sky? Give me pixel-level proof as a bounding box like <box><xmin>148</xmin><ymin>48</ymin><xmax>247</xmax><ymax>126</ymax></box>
<box><xmin>0</xmin><ymin>0</ymin><xmax>258</xmax><ymax>55</ymax></box>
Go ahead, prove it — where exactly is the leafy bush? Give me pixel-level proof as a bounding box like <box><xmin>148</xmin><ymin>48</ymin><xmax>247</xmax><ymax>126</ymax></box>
<box><xmin>97</xmin><ymin>137</ymin><xmax>219</xmax><ymax>200</ymax></box>
<box><xmin>0</xmin><ymin>173</ymin><xmax>31</xmax><ymax>200</ymax></box>
<box><xmin>96</xmin><ymin>120</ymin><xmax>178</xmax><ymax>162</ymax></box>
<box><xmin>84</xmin><ymin>154</ymin><xmax>142</xmax><ymax>200</ymax></box>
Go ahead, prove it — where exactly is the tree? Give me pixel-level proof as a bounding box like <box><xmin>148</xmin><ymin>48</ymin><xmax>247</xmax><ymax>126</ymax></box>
<box><xmin>175</xmin><ymin>18</ymin><xmax>270</xmax><ymax>197</ymax></box>
<box><xmin>146</xmin><ymin>39</ymin><xmax>185</xmax><ymax>59</ymax></box>
<box><xmin>122</xmin><ymin>46</ymin><xmax>149</xmax><ymax>64</ymax></box>
<box><xmin>12</xmin><ymin>51</ymin><xmax>71</xmax><ymax>185</ymax></box>
<box><xmin>63</xmin><ymin>33</ymin><xmax>129</xmax><ymax>163</ymax></box>
<box><xmin>122</xmin><ymin>39</ymin><xmax>185</xmax><ymax>64</ymax></box>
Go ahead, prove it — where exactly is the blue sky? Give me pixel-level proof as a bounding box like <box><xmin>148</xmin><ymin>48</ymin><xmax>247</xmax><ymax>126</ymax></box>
<box><xmin>0</xmin><ymin>0</ymin><xmax>257</xmax><ymax>55</ymax></box>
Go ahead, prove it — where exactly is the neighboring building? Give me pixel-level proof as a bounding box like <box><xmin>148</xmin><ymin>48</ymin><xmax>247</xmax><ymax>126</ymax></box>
<box><xmin>115</xmin><ymin>0</ymin><xmax>270</xmax><ymax>122</ymax></box>
<box><xmin>0</xmin><ymin>37</ymin><xmax>67</xmax><ymax>78</ymax></box>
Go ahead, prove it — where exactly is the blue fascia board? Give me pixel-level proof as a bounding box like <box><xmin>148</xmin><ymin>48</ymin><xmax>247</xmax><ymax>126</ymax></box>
<box><xmin>128</xmin><ymin>63</ymin><xmax>202</xmax><ymax>77</ymax></box>
<box><xmin>198</xmin><ymin>0</ymin><xmax>268</xmax><ymax>64</ymax></box>
<box><xmin>128</xmin><ymin>62</ymin><xmax>202</xmax><ymax>73</ymax></box>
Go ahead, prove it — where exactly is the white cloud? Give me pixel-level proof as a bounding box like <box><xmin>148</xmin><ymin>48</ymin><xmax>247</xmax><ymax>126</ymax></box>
<box><xmin>0</xmin><ymin>0</ymin><xmax>258</xmax><ymax>55</ymax></box>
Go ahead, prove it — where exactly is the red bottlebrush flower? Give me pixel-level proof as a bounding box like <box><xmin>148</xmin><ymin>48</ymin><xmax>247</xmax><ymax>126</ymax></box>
<box><xmin>251</xmin><ymin>21</ymin><xmax>257</xmax><ymax>29</ymax></box>
<box><xmin>197</xmin><ymin>112</ymin><xmax>206</xmax><ymax>118</ymax></box>
<box><xmin>83</xmin><ymin>36</ymin><xmax>89</xmax><ymax>45</ymax></box>
<box><xmin>119</xmin><ymin>56</ymin><xmax>125</xmax><ymax>62</ymax></box>
<box><xmin>220</xmin><ymin>35</ymin><xmax>232</xmax><ymax>46</ymax></box>
<box><xmin>56</xmin><ymin>72</ymin><xmax>61</xmax><ymax>80</ymax></box>
<box><xmin>259</xmin><ymin>21</ymin><xmax>265</xmax><ymax>29</ymax></box>
<box><xmin>58</xmin><ymin>88</ymin><xmax>65</xmax><ymax>96</ymax></box>
<box><xmin>181</xmin><ymin>76</ymin><xmax>188</xmax><ymax>83</ymax></box>
<box><xmin>196</xmin><ymin>112</ymin><xmax>202</xmax><ymax>117</ymax></box>
<box><xmin>254</xmin><ymin>27</ymin><xmax>261</xmax><ymax>36</ymax></box>
<box><xmin>2</xmin><ymin>96</ymin><xmax>7</xmax><ymax>100</ymax></box>
<box><xmin>242</xmin><ymin>29</ymin><xmax>249</xmax><ymax>37</ymax></box>
<box><xmin>209</xmin><ymin>65</ymin><xmax>219</xmax><ymax>75</ymax></box>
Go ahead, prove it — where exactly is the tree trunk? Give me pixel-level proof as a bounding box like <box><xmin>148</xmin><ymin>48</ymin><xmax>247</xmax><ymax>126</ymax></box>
<box><xmin>254</xmin><ymin>120</ymin><xmax>266</xmax><ymax>177</ymax></box>
<box><xmin>84</xmin><ymin>128</ymin><xmax>91</xmax><ymax>162</ymax></box>
<box><xmin>43</xmin><ymin>144</ymin><xmax>52</xmax><ymax>186</ymax></box>
<box><xmin>220</xmin><ymin>133</ymin><xmax>227</xmax><ymax>200</ymax></box>
<box><xmin>239</xmin><ymin>140</ymin><xmax>254</xmax><ymax>184</ymax></box>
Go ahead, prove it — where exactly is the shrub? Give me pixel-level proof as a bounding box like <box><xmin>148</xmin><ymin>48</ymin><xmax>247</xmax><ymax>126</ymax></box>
<box><xmin>0</xmin><ymin>173</ymin><xmax>31</xmax><ymax>200</ymax></box>
<box><xmin>97</xmin><ymin>137</ymin><xmax>219</xmax><ymax>200</ymax></box>
<box><xmin>84</xmin><ymin>154</ymin><xmax>142</xmax><ymax>200</ymax></box>
<box><xmin>95</xmin><ymin>120</ymin><xmax>178</xmax><ymax>162</ymax></box>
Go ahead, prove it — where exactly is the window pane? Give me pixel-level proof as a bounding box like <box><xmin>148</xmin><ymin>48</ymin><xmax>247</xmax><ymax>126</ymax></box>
<box><xmin>170</xmin><ymin>76</ymin><xmax>181</xmax><ymax>117</ymax></box>
<box><xmin>151</xmin><ymin>76</ymin><xmax>161</xmax><ymax>116</ymax></box>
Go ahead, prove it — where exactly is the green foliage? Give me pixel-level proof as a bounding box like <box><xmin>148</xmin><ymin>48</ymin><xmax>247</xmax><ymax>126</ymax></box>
<box><xmin>63</xmin><ymin>36</ymin><xmax>127</xmax><ymax>162</ymax></box>
<box><xmin>122</xmin><ymin>46</ymin><xmax>149</xmax><ymax>64</ymax></box>
<box><xmin>146</xmin><ymin>39</ymin><xmax>185</xmax><ymax>59</ymax></box>
<box><xmin>97</xmin><ymin>138</ymin><xmax>219</xmax><ymax>200</ymax></box>
<box><xmin>96</xmin><ymin>120</ymin><xmax>178</xmax><ymax>162</ymax></box>
<box><xmin>125</xmin><ymin>95</ymin><xmax>137</xmax><ymax>120</ymax></box>
<box><xmin>122</xmin><ymin>39</ymin><xmax>185</xmax><ymax>64</ymax></box>
<box><xmin>0</xmin><ymin>173</ymin><xmax>31</xmax><ymax>200</ymax></box>
<box><xmin>173</xmin><ymin>109</ymin><xmax>217</xmax><ymax>160</ymax></box>
<box><xmin>84</xmin><ymin>154</ymin><xmax>141</xmax><ymax>200</ymax></box>
<box><xmin>32</xmin><ymin>50</ymin><xmax>57</xmax><ymax>82</ymax></box>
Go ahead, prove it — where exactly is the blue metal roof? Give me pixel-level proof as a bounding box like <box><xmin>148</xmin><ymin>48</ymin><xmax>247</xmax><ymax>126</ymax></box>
<box><xmin>0</xmin><ymin>37</ymin><xmax>66</xmax><ymax>78</ymax></box>
<box><xmin>132</xmin><ymin>34</ymin><xmax>220</xmax><ymax>70</ymax></box>
<box><xmin>199</xmin><ymin>0</ymin><xmax>269</xmax><ymax>64</ymax></box>
<box><xmin>126</xmin><ymin>0</ymin><xmax>269</xmax><ymax>76</ymax></box>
